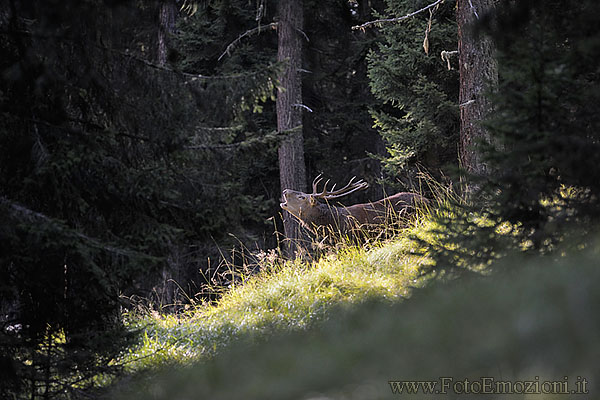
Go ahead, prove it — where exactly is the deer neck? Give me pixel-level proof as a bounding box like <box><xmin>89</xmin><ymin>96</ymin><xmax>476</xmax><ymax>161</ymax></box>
<box><xmin>311</xmin><ymin>202</ymin><xmax>350</xmax><ymax>227</ymax></box>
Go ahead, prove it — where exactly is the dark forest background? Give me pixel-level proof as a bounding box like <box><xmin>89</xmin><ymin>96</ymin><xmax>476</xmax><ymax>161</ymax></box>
<box><xmin>2</xmin><ymin>0</ymin><xmax>600</xmax><ymax>398</ymax></box>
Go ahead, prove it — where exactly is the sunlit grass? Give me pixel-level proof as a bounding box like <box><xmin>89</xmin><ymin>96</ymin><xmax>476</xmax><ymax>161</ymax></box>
<box><xmin>121</xmin><ymin>208</ymin><xmax>438</xmax><ymax>372</ymax></box>
<box><xmin>116</xmin><ymin>245</ymin><xmax>600</xmax><ymax>400</ymax></box>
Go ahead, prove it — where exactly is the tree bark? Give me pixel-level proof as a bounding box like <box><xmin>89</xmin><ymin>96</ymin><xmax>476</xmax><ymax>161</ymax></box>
<box><xmin>158</xmin><ymin>0</ymin><xmax>177</xmax><ymax>65</ymax></box>
<box><xmin>277</xmin><ymin>0</ymin><xmax>307</xmax><ymax>257</ymax></box>
<box><xmin>457</xmin><ymin>0</ymin><xmax>497</xmax><ymax>175</ymax></box>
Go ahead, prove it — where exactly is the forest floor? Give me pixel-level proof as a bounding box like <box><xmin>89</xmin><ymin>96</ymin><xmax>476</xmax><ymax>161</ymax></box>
<box><xmin>114</xmin><ymin>212</ymin><xmax>600</xmax><ymax>399</ymax></box>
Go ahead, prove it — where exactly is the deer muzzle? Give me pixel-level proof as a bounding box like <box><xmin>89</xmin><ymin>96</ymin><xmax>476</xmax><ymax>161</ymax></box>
<box><xmin>280</xmin><ymin>189</ymin><xmax>311</xmax><ymax>214</ymax></box>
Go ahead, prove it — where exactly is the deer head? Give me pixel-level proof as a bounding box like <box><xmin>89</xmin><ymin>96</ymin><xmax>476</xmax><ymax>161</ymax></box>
<box><xmin>280</xmin><ymin>174</ymin><xmax>369</xmax><ymax>226</ymax></box>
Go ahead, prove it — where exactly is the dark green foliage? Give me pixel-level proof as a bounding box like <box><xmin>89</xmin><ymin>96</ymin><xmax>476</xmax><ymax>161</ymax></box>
<box><xmin>302</xmin><ymin>0</ymin><xmax>384</xmax><ymax>191</ymax></box>
<box><xmin>483</xmin><ymin>0</ymin><xmax>600</xmax><ymax>230</ymax></box>
<box><xmin>367</xmin><ymin>0</ymin><xmax>459</xmax><ymax>189</ymax></box>
<box><xmin>431</xmin><ymin>0</ymin><xmax>600</xmax><ymax>270</ymax></box>
<box><xmin>0</xmin><ymin>0</ymin><xmax>285</xmax><ymax>397</ymax></box>
<box><xmin>172</xmin><ymin>0</ymin><xmax>283</xmax><ymax>239</ymax></box>
<box><xmin>173</xmin><ymin>0</ymin><xmax>284</xmax><ymax>235</ymax></box>
<box><xmin>174</xmin><ymin>1</ymin><xmax>278</xmax><ymax>76</ymax></box>
<box><xmin>0</xmin><ymin>199</ymin><xmax>142</xmax><ymax>398</ymax></box>
<box><xmin>0</xmin><ymin>1</ymin><xmax>193</xmax><ymax>396</ymax></box>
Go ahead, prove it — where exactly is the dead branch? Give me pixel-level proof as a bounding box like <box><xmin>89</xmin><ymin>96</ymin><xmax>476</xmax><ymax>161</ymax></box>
<box><xmin>218</xmin><ymin>22</ymin><xmax>278</xmax><ymax>61</ymax></box>
<box><xmin>352</xmin><ymin>0</ymin><xmax>444</xmax><ymax>31</ymax></box>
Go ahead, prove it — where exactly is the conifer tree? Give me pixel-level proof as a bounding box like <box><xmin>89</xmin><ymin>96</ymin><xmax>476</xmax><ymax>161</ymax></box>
<box><xmin>431</xmin><ymin>0</ymin><xmax>600</xmax><ymax>270</ymax></box>
<box><xmin>0</xmin><ymin>1</ymin><xmax>196</xmax><ymax>396</ymax></box>
<box><xmin>367</xmin><ymin>0</ymin><xmax>459</xmax><ymax>188</ymax></box>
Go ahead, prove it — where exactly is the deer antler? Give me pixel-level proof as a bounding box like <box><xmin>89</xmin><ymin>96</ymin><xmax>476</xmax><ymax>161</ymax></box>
<box><xmin>311</xmin><ymin>174</ymin><xmax>369</xmax><ymax>200</ymax></box>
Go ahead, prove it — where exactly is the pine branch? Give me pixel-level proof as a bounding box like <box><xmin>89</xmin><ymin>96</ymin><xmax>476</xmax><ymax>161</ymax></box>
<box><xmin>1</xmin><ymin>196</ymin><xmax>152</xmax><ymax>259</ymax></box>
<box><xmin>186</xmin><ymin>126</ymin><xmax>301</xmax><ymax>150</ymax></box>
<box><xmin>106</xmin><ymin>45</ymin><xmax>271</xmax><ymax>81</ymax></box>
<box><xmin>29</xmin><ymin>117</ymin><xmax>152</xmax><ymax>142</ymax></box>
<box><xmin>352</xmin><ymin>0</ymin><xmax>444</xmax><ymax>31</ymax></box>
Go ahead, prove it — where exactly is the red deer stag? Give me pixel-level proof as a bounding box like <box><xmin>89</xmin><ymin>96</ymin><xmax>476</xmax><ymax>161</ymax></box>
<box><xmin>280</xmin><ymin>174</ymin><xmax>428</xmax><ymax>233</ymax></box>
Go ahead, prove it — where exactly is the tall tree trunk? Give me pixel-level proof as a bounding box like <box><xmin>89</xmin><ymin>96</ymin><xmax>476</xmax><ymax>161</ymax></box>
<box><xmin>277</xmin><ymin>0</ymin><xmax>307</xmax><ymax>257</ymax></box>
<box><xmin>158</xmin><ymin>0</ymin><xmax>177</xmax><ymax>65</ymax></box>
<box><xmin>457</xmin><ymin>0</ymin><xmax>497</xmax><ymax>175</ymax></box>
<box><xmin>158</xmin><ymin>0</ymin><xmax>178</xmax><ymax>305</ymax></box>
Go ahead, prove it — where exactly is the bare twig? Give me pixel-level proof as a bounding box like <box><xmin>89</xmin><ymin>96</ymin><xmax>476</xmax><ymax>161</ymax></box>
<box><xmin>295</xmin><ymin>27</ymin><xmax>310</xmax><ymax>43</ymax></box>
<box><xmin>423</xmin><ymin>7</ymin><xmax>435</xmax><ymax>54</ymax></box>
<box><xmin>468</xmin><ymin>0</ymin><xmax>480</xmax><ymax>19</ymax></box>
<box><xmin>292</xmin><ymin>103</ymin><xmax>313</xmax><ymax>112</ymax></box>
<box><xmin>218</xmin><ymin>22</ymin><xmax>278</xmax><ymax>61</ymax></box>
<box><xmin>352</xmin><ymin>0</ymin><xmax>444</xmax><ymax>31</ymax></box>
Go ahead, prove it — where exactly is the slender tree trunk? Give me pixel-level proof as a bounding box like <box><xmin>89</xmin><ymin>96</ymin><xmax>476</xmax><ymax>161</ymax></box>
<box><xmin>457</xmin><ymin>0</ymin><xmax>497</xmax><ymax>175</ymax></box>
<box><xmin>158</xmin><ymin>0</ymin><xmax>178</xmax><ymax>304</ymax></box>
<box><xmin>277</xmin><ymin>0</ymin><xmax>307</xmax><ymax>257</ymax></box>
<box><xmin>358</xmin><ymin>0</ymin><xmax>372</xmax><ymax>19</ymax></box>
<box><xmin>158</xmin><ymin>0</ymin><xmax>177</xmax><ymax>65</ymax></box>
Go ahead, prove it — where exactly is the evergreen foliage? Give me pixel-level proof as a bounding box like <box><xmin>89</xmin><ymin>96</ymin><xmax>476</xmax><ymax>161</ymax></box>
<box><xmin>431</xmin><ymin>0</ymin><xmax>600</xmax><ymax>269</ymax></box>
<box><xmin>367</xmin><ymin>0</ymin><xmax>459</xmax><ymax>189</ymax></box>
<box><xmin>0</xmin><ymin>0</ymin><xmax>282</xmax><ymax>397</ymax></box>
<box><xmin>1</xmin><ymin>0</ymin><xmax>390</xmax><ymax>394</ymax></box>
<box><xmin>0</xmin><ymin>1</ymin><xmax>192</xmax><ymax>396</ymax></box>
<box><xmin>302</xmin><ymin>0</ymin><xmax>384</xmax><ymax>188</ymax></box>
<box><xmin>172</xmin><ymin>0</ymin><xmax>284</xmax><ymax>245</ymax></box>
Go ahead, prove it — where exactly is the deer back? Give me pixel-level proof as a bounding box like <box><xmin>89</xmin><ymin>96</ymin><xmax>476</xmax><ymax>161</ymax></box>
<box><xmin>344</xmin><ymin>192</ymin><xmax>428</xmax><ymax>226</ymax></box>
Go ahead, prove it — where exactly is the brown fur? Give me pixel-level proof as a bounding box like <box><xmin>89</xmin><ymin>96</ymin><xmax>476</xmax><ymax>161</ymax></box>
<box><xmin>280</xmin><ymin>189</ymin><xmax>428</xmax><ymax>233</ymax></box>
